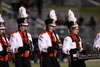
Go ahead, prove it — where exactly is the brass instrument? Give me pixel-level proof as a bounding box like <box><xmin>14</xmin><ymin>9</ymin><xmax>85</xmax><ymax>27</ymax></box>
<box><xmin>77</xmin><ymin>48</ymin><xmax>100</xmax><ymax>60</ymax></box>
<box><xmin>24</xmin><ymin>30</ymin><xmax>33</xmax><ymax>52</ymax></box>
<box><xmin>53</xmin><ymin>30</ymin><xmax>62</xmax><ymax>51</ymax></box>
<box><xmin>24</xmin><ymin>30</ymin><xmax>32</xmax><ymax>45</ymax></box>
<box><xmin>3</xmin><ymin>33</ymin><xmax>8</xmax><ymax>47</ymax></box>
<box><xmin>78</xmin><ymin>54</ymin><xmax>100</xmax><ymax>60</ymax></box>
<box><xmin>3</xmin><ymin>33</ymin><xmax>11</xmax><ymax>52</ymax></box>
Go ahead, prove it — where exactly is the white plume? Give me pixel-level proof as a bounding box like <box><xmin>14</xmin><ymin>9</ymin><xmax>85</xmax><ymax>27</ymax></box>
<box><xmin>49</xmin><ymin>10</ymin><xmax>57</xmax><ymax>22</ymax></box>
<box><xmin>19</xmin><ymin>6</ymin><xmax>28</xmax><ymax>18</ymax></box>
<box><xmin>68</xmin><ymin>9</ymin><xmax>77</xmax><ymax>24</ymax></box>
<box><xmin>0</xmin><ymin>14</ymin><xmax>4</xmax><ymax>22</ymax></box>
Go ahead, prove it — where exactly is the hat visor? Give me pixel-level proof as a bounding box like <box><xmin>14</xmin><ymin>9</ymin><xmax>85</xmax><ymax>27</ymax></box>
<box><xmin>21</xmin><ymin>22</ymin><xmax>28</xmax><ymax>26</ymax></box>
<box><xmin>0</xmin><ymin>27</ymin><xmax>6</xmax><ymax>30</ymax></box>
<box><xmin>49</xmin><ymin>23</ymin><xmax>56</xmax><ymax>27</ymax></box>
<box><xmin>72</xmin><ymin>24</ymin><xmax>78</xmax><ymax>27</ymax></box>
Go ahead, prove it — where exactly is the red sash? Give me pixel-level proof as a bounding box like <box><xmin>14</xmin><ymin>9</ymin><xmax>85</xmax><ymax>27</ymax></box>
<box><xmin>69</xmin><ymin>34</ymin><xmax>81</xmax><ymax>50</ymax></box>
<box><xmin>19</xmin><ymin>31</ymin><xmax>29</xmax><ymax>57</ymax></box>
<box><xmin>47</xmin><ymin>31</ymin><xmax>57</xmax><ymax>57</ymax></box>
<box><xmin>0</xmin><ymin>36</ymin><xmax>8</xmax><ymax>61</ymax></box>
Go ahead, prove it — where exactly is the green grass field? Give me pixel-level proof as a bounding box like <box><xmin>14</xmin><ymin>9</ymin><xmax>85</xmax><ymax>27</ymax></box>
<box><xmin>9</xmin><ymin>61</ymin><xmax>100</xmax><ymax>67</ymax></box>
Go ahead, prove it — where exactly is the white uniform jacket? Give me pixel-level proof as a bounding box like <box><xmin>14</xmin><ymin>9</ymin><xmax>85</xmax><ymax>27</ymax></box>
<box><xmin>10</xmin><ymin>30</ymin><xmax>34</xmax><ymax>53</ymax></box>
<box><xmin>38</xmin><ymin>30</ymin><xmax>59</xmax><ymax>53</ymax></box>
<box><xmin>0</xmin><ymin>37</ymin><xmax>9</xmax><ymax>51</ymax></box>
<box><xmin>62</xmin><ymin>34</ymin><xmax>83</xmax><ymax>56</ymax></box>
<box><xmin>93</xmin><ymin>32</ymin><xmax>100</xmax><ymax>49</ymax></box>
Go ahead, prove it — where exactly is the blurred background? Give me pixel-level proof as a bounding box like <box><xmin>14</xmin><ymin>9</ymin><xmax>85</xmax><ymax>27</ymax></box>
<box><xmin>0</xmin><ymin>0</ymin><xmax>100</xmax><ymax>63</ymax></box>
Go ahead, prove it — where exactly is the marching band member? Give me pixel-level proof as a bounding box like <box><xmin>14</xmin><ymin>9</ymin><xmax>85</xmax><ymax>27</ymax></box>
<box><xmin>0</xmin><ymin>14</ymin><xmax>11</xmax><ymax>67</ymax></box>
<box><xmin>93</xmin><ymin>32</ymin><xmax>100</xmax><ymax>51</ymax></box>
<box><xmin>38</xmin><ymin>10</ymin><xmax>62</xmax><ymax>67</ymax></box>
<box><xmin>10</xmin><ymin>6</ymin><xmax>33</xmax><ymax>67</ymax></box>
<box><xmin>62</xmin><ymin>9</ymin><xmax>86</xmax><ymax>67</ymax></box>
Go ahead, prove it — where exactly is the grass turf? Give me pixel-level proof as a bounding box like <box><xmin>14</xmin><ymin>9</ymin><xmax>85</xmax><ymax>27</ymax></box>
<box><xmin>9</xmin><ymin>61</ymin><xmax>100</xmax><ymax>67</ymax></box>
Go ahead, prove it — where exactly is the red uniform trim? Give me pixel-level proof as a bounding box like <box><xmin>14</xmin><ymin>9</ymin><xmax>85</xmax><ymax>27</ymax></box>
<box><xmin>40</xmin><ymin>30</ymin><xmax>57</xmax><ymax>57</ymax></box>
<box><xmin>0</xmin><ymin>37</ymin><xmax>8</xmax><ymax>61</ymax></box>
<box><xmin>0</xmin><ymin>55</ymin><xmax>8</xmax><ymax>62</ymax></box>
<box><xmin>69</xmin><ymin>34</ymin><xmax>81</xmax><ymax>50</ymax></box>
<box><xmin>40</xmin><ymin>30</ymin><xmax>47</xmax><ymax>35</ymax></box>
<box><xmin>46</xmin><ymin>30</ymin><xmax>57</xmax><ymax>57</ymax></box>
<box><xmin>19</xmin><ymin>31</ymin><xmax>29</xmax><ymax>57</ymax></box>
<box><xmin>98</xmin><ymin>32</ymin><xmax>100</xmax><ymax>33</ymax></box>
<box><xmin>11</xmin><ymin>30</ymin><xmax>19</xmax><ymax>34</ymax></box>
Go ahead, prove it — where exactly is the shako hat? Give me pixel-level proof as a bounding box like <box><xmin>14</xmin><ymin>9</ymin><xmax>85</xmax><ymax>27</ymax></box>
<box><xmin>0</xmin><ymin>14</ymin><xmax>6</xmax><ymax>30</ymax></box>
<box><xmin>17</xmin><ymin>6</ymin><xmax>28</xmax><ymax>26</ymax></box>
<box><xmin>45</xmin><ymin>10</ymin><xmax>57</xmax><ymax>26</ymax></box>
<box><xmin>67</xmin><ymin>9</ymin><xmax>78</xmax><ymax>28</ymax></box>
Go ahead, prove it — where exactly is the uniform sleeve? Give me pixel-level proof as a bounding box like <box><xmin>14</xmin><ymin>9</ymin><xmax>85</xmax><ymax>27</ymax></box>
<box><xmin>5</xmin><ymin>37</ymin><xmax>10</xmax><ymax>47</ymax></box>
<box><xmin>27</xmin><ymin>33</ymin><xmax>32</xmax><ymax>42</ymax></box>
<box><xmin>27</xmin><ymin>33</ymin><xmax>34</xmax><ymax>51</ymax></box>
<box><xmin>79</xmin><ymin>37</ymin><xmax>83</xmax><ymax>51</ymax></box>
<box><xmin>10</xmin><ymin>34</ymin><xmax>17</xmax><ymax>53</ymax></box>
<box><xmin>3</xmin><ymin>37</ymin><xmax>9</xmax><ymax>44</ymax></box>
<box><xmin>38</xmin><ymin>35</ymin><xmax>48</xmax><ymax>52</ymax></box>
<box><xmin>93</xmin><ymin>33</ymin><xmax>100</xmax><ymax>48</ymax></box>
<box><xmin>6</xmin><ymin>37</ymin><xmax>9</xmax><ymax>43</ymax></box>
<box><xmin>56</xmin><ymin>34</ymin><xmax>59</xmax><ymax>40</ymax></box>
<box><xmin>54</xmin><ymin>33</ymin><xmax>61</xmax><ymax>43</ymax></box>
<box><xmin>62</xmin><ymin>37</ymin><xmax>71</xmax><ymax>55</ymax></box>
